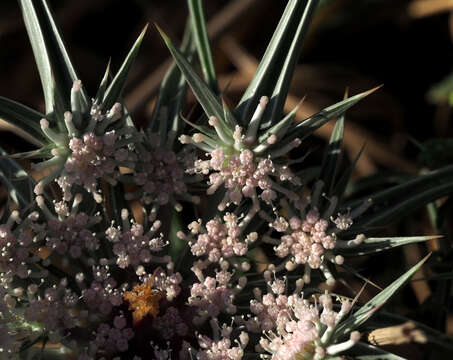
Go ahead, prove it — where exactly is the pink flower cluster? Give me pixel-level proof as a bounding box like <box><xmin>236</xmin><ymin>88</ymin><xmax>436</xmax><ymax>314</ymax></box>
<box><xmin>24</xmin><ymin>283</ymin><xmax>78</xmax><ymax>340</ymax></box>
<box><xmin>58</xmin><ymin>130</ymin><xmax>134</xmax><ymax>202</ymax></box>
<box><xmin>188</xmin><ymin>267</ymin><xmax>236</xmax><ymax>319</ymax></box>
<box><xmin>194</xmin><ymin>148</ymin><xmax>278</xmax><ymax>204</ymax></box>
<box><xmin>196</xmin><ymin>322</ymin><xmax>248</xmax><ymax>360</ymax></box>
<box><xmin>188</xmin><ymin>213</ymin><xmax>252</xmax><ymax>262</ymax></box>
<box><xmin>242</xmin><ymin>278</ymin><xmax>293</xmax><ymax>333</ymax></box>
<box><xmin>35</xmin><ymin>211</ymin><xmax>99</xmax><ymax>259</ymax></box>
<box><xmin>105</xmin><ymin>217</ymin><xmax>166</xmax><ymax>269</ymax></box>
<box><xmin>93</xmin><ymin>316</ymin><xmax>134</xmax><ymax>354</ymax></box>
<box><xmin>132</xmin><ymin>143</ymin><xmax>187</xmax><ymax>206</ymax></box>
<box><xmin>81</xmin><ymin>265</ymin><xmax>123</xmax><ymax>315</ymax></box>
<box><xmin>0</xmin><ymin>210</ymin><xmax>45</xmax><ymax>283</ymax></box>
<box><xmin>152</xmin><ymin>267</ymin><xmax>183</xmax><ymax>301</ymax></box>
<box><xmin>255</xmin><ymin>278</ymin><xmax>359</xmax><ymax>360</ymax></box>
<box><xmin>0</xmin><ymin>224</ymin><xmax>33</xmax><ymax>279</ymax></box>
<box><xmin>274</xmin><ymin>209</ymin><xmax>336</xmax><ymax>269</ymax></box>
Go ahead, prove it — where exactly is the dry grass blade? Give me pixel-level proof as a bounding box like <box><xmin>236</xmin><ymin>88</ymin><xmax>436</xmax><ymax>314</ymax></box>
<box><xmin>368</xmin><ymin>322</ymin><xmax>428</xmax><ymax>345</ymax></box>
<box><xmin>408</xmin><ymin>0</ymin><xmax>453</xmax><ymax>18</ymax></box>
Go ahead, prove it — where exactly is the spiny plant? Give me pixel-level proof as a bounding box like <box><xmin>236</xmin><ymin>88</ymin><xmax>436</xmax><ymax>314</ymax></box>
<box><xmin>1</xmin><ymin>0</ymin><xmax>453</xmax><ymax>359</ymax></box>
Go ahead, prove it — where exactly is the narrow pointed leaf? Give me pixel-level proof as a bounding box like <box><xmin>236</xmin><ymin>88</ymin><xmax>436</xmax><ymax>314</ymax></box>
<box><xmin>345</xmin><ymin>172</ymin><xmax>413</xmax><ymax>199</ymax></box>
<box><xmin>286</xmin><ymin>86</ymin><xmax>381</xmax><ymax>144</ymax></box>
<box><xmin>149</xmin><ymin>21</ymin><xmax>195</xmax><ymax>138</ymax></box>
<box><xmin>39</xmin><ymin>0</ymin><xmax>89</xmax><ymax>109</ymax></box>
<box><xmin>19</xmin><ymin>333</ymin><xmax>47</xmax><ymax>354</ymax></box>
<box><xmin>20</xmin><ymin>0</ymin><xmax>89</xmax><ymax>115</ymax></box>
<box><xmin>348</xmin><ymin>343</ymin><xmax>406</xmax><ymax>360</ymax></box>
<box><xmin>333</xmin><ymin>144</ymin><xmax>364</xmax><ymax>202</ymax></box>
<box><xmin>337</xmin><ymin>236</ymin><xmax>440</xmax><ymax>256</ymax></box>
<box><xmin>348</xmin><ymin>165</ymin><xmax>453</xmax><ymax>229</ymax></box>
<box><xmin>102</xmin><ymin>25</ymin><xmax>148</xmax><ymax>111</ymax></box>
<box><xmin>95</xmin><ymin>59</ymin><xmax>111</xmax><ymax>104</ymax></box>
<box><xmin>261</xmin><ymin>0</ymin><xmax>319</xmax><ymax>128</ymax></box>
<box><xmin>187</xmin><ymin>0</ymin><xmax>218</xmax><ymax>92</ymax></box>
<box><xmin>222</xmin><ymin>98</ymin><xmax>237</xmax><ymax>129</ymax></box>
<box><xmin>157</xmin><ymin>25</ymin><xmax>227</xmax><ymax>123</ymax></box>
<box><xmin>122</xmin><ymin>106</ymin><xmax>135</xmax><ymax>128</ymax></box>
<box><xmin>258</xmin><ymin>101</ymin><xmax>300</xmax><ymax>144</ymax></box>
<box><xmin>0</xmin><ymin>96</ymin><xmax>46</xmax><ymax>146</ymax></box>
<box><xmin>2</xmin><ymin>147</ymin><xmax>51</xmax><ymax>159</ymax></box>
<box><xmin>149</xmin><ymin>65</ymin><xmax>184</xmax><ymax>133</ymax></box>
<box><xmin>180</xmin><ymin>114</ymin><xmax>217</xmax><ymax>138</ymax></box>
<box><xmin>0</xmin><ymin>148</ymin><xmax>36</xmax><ymax>208</ymax></box>
<box><xmin>0</xmin><ymin>205</ymin><xmax>8</xmax><ymax>224</ymax></box>
<box><xmin>348</xmin><ymin>164</ymin><xmax>453</xmax><ymax>207</ymax></box>
<box><xmin>19</xmin><ymin>0</ymin><xmax>54</xmax><ymax>114</ymax></box>
<box><xmin>331</xmin><ymin>254</ymin><xmax>430</xmax><ymax>341</ymax></box>
<box><xmin>319</xmin><ymin>117</ymin><xmax>344</xmax><ymax>196</ymax></box>
<box><xmin>50</xmin><ymin>75</ymin><xmax>68</xmax><ymax>133</ymax></box>
<box><xmin>235</xmin><ymin>0</ymin><xmax>306</xmax><ymax>125</ymax></box>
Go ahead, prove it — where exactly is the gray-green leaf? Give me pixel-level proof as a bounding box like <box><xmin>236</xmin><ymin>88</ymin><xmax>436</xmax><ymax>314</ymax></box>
<box><xmin>331</xmin><ymin>254</ymin><xmax>430</xmax><ymax>342</ymax></box>
<box><xmin>0</xmin><ymin>96</ymin><xmax>46</xmax><ymax>146</ymax></box>
<box><xmin>0</xmin><ymin>148</ymin><xmax>36</xmax><ymax>208</ymax></box>
<box><xmin>101</xmin><ymin>25</ymin><xmax>148</xmax><ymax>111</ymax></box>
<box><xmin>187</xmin><ymin>0</ymin><xmax>218</xmax><ymax>92</ymax></box>
<box><xmin>157</xmin><ymin>25</ymin><xmax>228</xmax><ymax>124</ymax></box>
<box><xmin>337</xmin><ymin>236</ymin><xmax>440</xmax><ymax>256</ymax></box>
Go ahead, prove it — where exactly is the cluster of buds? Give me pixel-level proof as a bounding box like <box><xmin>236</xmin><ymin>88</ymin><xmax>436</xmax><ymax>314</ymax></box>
<box><xmin>105</xmin><ymin>209</ymin><xmax>167</xmax><ymax>269</ymax></box>
<box><xmin>23</xmin><ymin>280</ymin><xmax>78</xmax><ymax>342</ymax></box>
<box><xmin>124</xmin><ymin>133</ymin><xmax>191</xmax><ymax>209</ymax></box>
<box><xmin>182</xmin><ymin>96</ymin><xmax>301</xmax><ymax>213</ymax></box>
<box><xmin>32</xmin><ymin>81</ymin><xmax>142</xmax><ymax>203</ymax></box>
<box><xmin>238</xmin><ymin>272</ymin><xmax>360</xmax><ymax>360</ymax></box>
<box><xmin>33</xmin><ymin>195</ymin><xmax>101</xmax><ymax>258</ymax></box>
<box><xmin>259</xmin><ymin>187</ymin><xmax>373</xmax><ymax>284</ymax></box>
<box><xmin>194</xmin><ymin>319</ymin><xmax>249</xmax><ymax>360</ymax></box>
<box><xmin>189</xmin><ymin>260</ymin><xmax>247</xmax><ymax>323</ymax></box>
<box><xmin>78</xmin><ymin>315</ymin><xmax>134</xmax><ymax>359</ymax></box>
<box><xmin>56</xmin><ymin>129</ymin><xmax>130</xmax><ymax>203</ymax></box>
<box><xmin>0</xmin><ymin>210</ymin><xmax>39</xmax><ymax>281</ymax></box>
<box><xmin>179</xmin><ymin>213</ymin><xmax>257</xmax><ymax>263</ymax></box>
<box><xmin>81</xmin><ymin>263</ymin><xmax>124</xmax><ymax>315</ymax></box>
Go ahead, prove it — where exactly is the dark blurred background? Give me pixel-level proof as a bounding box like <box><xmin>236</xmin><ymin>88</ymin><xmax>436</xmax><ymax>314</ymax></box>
<box><xmin>1</xmin><ymin>1</ymin><xmax>453</xmax><ymax>356</ymax></box>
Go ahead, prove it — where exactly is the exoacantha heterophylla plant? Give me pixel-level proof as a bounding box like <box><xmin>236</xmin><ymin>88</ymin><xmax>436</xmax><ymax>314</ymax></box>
<box><xmin>0</xmin><ymin>0</ymin><xmax>448</xmax><ymax>359</ymax></box>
